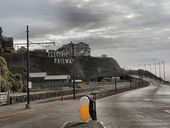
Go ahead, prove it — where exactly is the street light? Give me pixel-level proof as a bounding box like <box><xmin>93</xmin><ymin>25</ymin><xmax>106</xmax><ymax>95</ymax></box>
<box><xmin>138</xmin><ymin>64</ymin><xmax>140</xmax><ymax>70</ymax></box>
<box><xmin>161</xmin><ymin>61</ymin><xmax>166</xmax><ymax>83</ymax></box>
<box><xmin>144</xmin><ymin>64</ymin><xmax>146</xmax><ymax>71</ymax></box>
<box><xmin>153</xmin><ymin>62</ymin><xmax>157</xmax><ymax>77</ymax></box>
<box><xmin>157</xmin><ymin>62</ymin><xmax>161</xmax><ymax>79</ymax></box>
<box><xmin>148</xmin><ymin>63</ymin><xmax>151</xmax><ymax>73</ymax></box>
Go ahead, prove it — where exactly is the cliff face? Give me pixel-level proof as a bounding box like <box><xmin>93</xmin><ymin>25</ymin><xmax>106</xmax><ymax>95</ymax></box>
<box><xmin>2</xmin><ymin>52</ymin><xmax>123</xmax><ymax>81</ymax></box>
<box><xmin>127</xmin><ymin>69</ymin><xmax>161</xmax><ymax>80</ymax></box>
<box><xmin>76</xmin><ymin>56</ymin><xmax>123</xmax><ymax>80</ymax></box>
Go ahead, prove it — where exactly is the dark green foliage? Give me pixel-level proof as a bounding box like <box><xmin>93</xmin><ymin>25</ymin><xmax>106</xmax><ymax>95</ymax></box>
<box><xmin>0</xmin><ymin>56</ymin><xmax>23</xmax><ymax>92</ymax></box>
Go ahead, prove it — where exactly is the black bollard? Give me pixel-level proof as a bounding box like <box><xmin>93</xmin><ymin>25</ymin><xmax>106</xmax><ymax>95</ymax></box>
<box><xmin>87</xmin><ymin>94</ymin><xmax>97</xmax><ymax>121</ymax></box>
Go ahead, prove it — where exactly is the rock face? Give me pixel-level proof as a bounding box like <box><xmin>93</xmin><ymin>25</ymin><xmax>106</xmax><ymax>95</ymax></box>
<box><xmin>2</xmin><ymin>52</ymin><xmax>123</xmax><ymax>82</ymax></box>
<box><xmin>76</xmin><ymin>56</ymin><xmax>123</xmax><ymax>80</ymax></box>
<box><xmin>127</xmin><ymin>69</ymin><xmax>161</xmax><ymax>80</ymax></box>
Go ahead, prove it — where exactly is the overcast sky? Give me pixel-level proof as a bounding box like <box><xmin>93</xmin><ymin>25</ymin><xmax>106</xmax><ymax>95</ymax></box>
<box><xmin>1</xmin><ymin>0</ymin><xmax>170</xmax><ymax>80</ymax></box>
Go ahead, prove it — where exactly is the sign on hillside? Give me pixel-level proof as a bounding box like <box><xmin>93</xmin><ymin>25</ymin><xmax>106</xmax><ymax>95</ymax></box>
<box><xmin>0</xmin><ymin>92</ymin><xmax>8</xmax><ymax>105</ymax></box>
<box><xmin>48</xmin><ymin>50</ymin><xmax>73</xmax><ymax>64</ymax></box>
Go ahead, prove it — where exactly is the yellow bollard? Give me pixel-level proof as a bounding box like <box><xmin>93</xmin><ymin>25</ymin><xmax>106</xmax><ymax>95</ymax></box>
<box><xmin>80</xmin><ymin>96</ymin><xmax>89</xmax><ymax>121</ymax></box>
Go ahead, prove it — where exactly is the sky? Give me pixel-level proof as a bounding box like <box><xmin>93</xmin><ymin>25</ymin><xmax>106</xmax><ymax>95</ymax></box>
<box><xmin>0</xmin><ymin>0</ymin><xmax>170</xmax><ymax>81</ymax></box>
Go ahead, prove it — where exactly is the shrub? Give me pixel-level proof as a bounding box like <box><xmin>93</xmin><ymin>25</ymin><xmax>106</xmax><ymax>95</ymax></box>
<box><xmin>0</xmin><ymin>56</ymin><xmax>23</xmax><ymax>92</ymax></box>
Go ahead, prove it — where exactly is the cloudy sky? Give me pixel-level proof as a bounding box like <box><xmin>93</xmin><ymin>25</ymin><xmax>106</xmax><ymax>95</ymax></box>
<box><xmin>1</xmin><ymin>0</ymin><xmax>170</xmax><ymax>80</ymax></box>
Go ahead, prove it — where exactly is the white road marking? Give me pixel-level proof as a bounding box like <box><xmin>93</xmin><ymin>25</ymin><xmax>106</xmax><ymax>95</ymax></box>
<box><xmin>60</xmin><ymin>121</ymin><xmax>73</xmax><ymax>128</ymax></box>
<box><xmin>163</xmin><ymin>110</ymin><xmax>170</xmax><ymax>114</ymax></box>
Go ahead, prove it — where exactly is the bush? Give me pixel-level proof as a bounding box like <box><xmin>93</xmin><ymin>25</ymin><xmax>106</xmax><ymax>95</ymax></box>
<box><xmin>0</xmin><ymin>56</ymin><xmax>23</xmax><ymax>92</ymax></box>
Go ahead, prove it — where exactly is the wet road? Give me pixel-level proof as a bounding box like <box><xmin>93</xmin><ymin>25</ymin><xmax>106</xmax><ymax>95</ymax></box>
<box><xmin>0</xmin><ymin>99</ymin><xmax>80</xmax><ymax>128</ymax></box>
<box><xmin>97</xmin><ymin>83</ymin><xmax>170</xmax><ymax>128</ymax></box>
<box><xmin>0</xmin><ymin>81</ymin><xmax>169</xmax><ymax>128</ymax></box>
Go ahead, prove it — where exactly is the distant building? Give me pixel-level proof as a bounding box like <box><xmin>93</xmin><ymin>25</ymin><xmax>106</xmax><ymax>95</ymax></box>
<box><xmin>44</xmin><ymin>75</ymin><xmax>70</xmax><ymax>87</ymax></box>
<box><xmin>62</xmin><ymin>42</ymin><xmax>91</xmax><ymax>56</ymax></box>
<box><xmin>48</xmin><ymin>42</ymin><xmax>91</xmax><ymax>58</ymax></box>
<box><xmin>0</xmin><ymin>27</ymin><xmax>14</xmax><ymax>53</ymax></box>
<box><xmin>29</xmin><ymin>72</ymin><xmax>71</xmax><ymax>90</ymax></box>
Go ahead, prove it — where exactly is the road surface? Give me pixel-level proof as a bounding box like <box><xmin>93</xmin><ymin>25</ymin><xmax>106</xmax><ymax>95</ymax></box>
<box><xmin>0</xmin><ymin>82</ymin><xmax>170</xmax><ymax>128</ymax></box>
<box><xmin>97</xmin><ymin>83</ymin><xmax>170</xmax><ymax>128</ymax></box>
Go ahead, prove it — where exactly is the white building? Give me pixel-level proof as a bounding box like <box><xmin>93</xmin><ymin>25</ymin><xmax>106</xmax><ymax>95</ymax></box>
<box><xmin>29</xmin><ymin>72</ymin><xmax>71</xmax><ymax>90</ymax></box>
<box><xmin>48</xmin><ymin>42</ymin><xmax>91</xmax><ymax>58</ymax></box>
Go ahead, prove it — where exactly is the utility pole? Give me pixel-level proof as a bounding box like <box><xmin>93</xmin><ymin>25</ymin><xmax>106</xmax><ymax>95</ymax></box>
<box><xmin>148</xmin><ymin>64</ymin><xmax>151</xmax><ymax>73</ymax></box>
<box><xmin>72</xmin><ymin>42</ymin><xmax>76</xmax><ymax>99</ymax></box>
<box><xmin>138</xmin><ymin>70</ymin><xmax>140</xmax><ymax>86</ymax></box>
<box><xmin>153</xmin><ymin>63</ymin><xmax>157</xmax><ymax>78</ymax></box>
<box><xmin>144</xmin><ymin>64</ymin><xmax>146</xmax><ymax>78</ymax></box>
<box><xmin>162</xmin><ymin>61</ymin><xmax>166</xmax><ymax>83</ymax></box>
<box><xmin>26</xmin><ymin>26</ymin><xmax>31</xmax><ymax>109</ymax></box>
<box><xmin>115</xmin><ymin>75</ymin><xmax>117</xmax><ymax>91</ymax></box>
<box><xmin>129</xmin><ymin>75</ymin><xmax>132</xmax><ymax>88</ymax></box>
<box><xmin>157</xmin><ymin>62</ymin><xmax>161</xmax><ymax>80</ymax></box>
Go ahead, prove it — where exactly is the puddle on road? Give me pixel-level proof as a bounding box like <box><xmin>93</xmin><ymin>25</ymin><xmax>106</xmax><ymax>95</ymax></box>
<box><xmin>143</xmin><ymin>98</ymin><xmax>152</xmax><ymax>101</ymax></box>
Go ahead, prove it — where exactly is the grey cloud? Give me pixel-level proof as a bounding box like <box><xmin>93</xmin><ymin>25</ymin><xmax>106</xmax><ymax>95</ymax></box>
<box><xmin>1</xmin><ymin>0</ymin><xmax>170</xmax><ymax>69</ymax></box>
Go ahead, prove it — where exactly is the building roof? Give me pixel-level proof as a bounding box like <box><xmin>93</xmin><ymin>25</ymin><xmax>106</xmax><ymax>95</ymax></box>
<box><xmin>29</xmin><ymin>72</ymin><xmax>47</xmax><ymax>78</ymax></box>
<box><xmin>45</xmin><ymin>75</ymin><xmax>70</xmax><ymax>80</ymax></box>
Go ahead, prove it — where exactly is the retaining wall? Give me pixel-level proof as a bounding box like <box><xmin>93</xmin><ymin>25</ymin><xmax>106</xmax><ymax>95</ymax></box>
<box><xmin>3</xmin><ymin>78</ymin><xmax>150</xmax><ymax>105</ymax></box>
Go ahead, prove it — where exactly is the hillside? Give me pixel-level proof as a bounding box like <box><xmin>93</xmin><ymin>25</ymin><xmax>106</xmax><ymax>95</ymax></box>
<box><xmin>127</xmin><ymin>69</ymin><xmax>162</xmax><ymax>81</ymax></box>
<box><xmin>0</xmin><ymin>56</ymin><xmax>22</xmax><ymax>92</ymax></box>
<box><xmin>1</xmin><ymin>52</ymin><xmax>124</xmax><ymax>82</ymax></box>
<box><xmin>77</xmin><ymin>56</ymin><xmax>123</xmax><ymax>80</ymax></box>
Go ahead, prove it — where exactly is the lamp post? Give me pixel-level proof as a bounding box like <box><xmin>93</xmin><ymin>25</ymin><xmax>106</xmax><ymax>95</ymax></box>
<box><xmin>138</xmin><ymin>69</ymin><xmax>140</xmax><ymax>86</ymax></box>
<box><xmin>157</xmin><ymin>62</ymin><xmax>161</xmax><ymax>79</ymax></box>
<box><xmin>162</xmin><ymin>61</ymin><xmax>166</xmax><ymax>83</ymax></box>
<box><xmin>115</xmin><ymin>75</ymin><xmax>117</xmax><ymax>91</ymax></box>
<box><xmin>26</xmin><ymin>25</ymin><xmax>31</xmax><ymax>109</ymax></box>
<box><xmin>144</xmin><ymin>64</ymin><xmax>146</xmax><ymax>71</ymax></box>
<box><xmin>148</xmin><ymin>64</ymin><xmax>151</xmax><ymax>73</ymax></box>
<box><xmin>153</xmin><ymin>63</ymin><xmax>157</xmax><ymax>77</ymax></box>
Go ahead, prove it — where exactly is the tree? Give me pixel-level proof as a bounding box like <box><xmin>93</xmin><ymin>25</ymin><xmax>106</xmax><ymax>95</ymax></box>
<box><xmin>101</xmin><ymin>54</ymin><xmax>107</xmax><ymax>58</ymax></box>
<box><xmin>0</xmin><ymin>56</ymin><xmax>23</xmax><ymax>92</ymax></box>
<box><xmin>18</xmin><ymin>46</ymin><xmax>27</xmax><ymax>53</ymax></box>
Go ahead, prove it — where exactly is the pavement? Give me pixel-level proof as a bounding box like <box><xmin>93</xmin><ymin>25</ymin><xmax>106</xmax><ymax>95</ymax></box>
<box><xmin>61</xmin><ymin>120</ymin><xmax>104</xmax><ymax>128</ymax></box>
